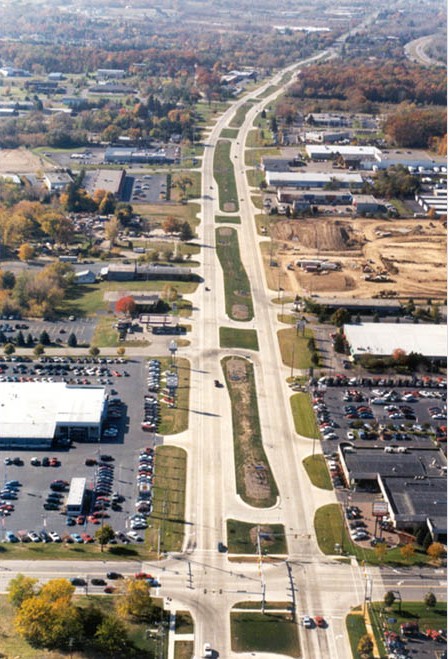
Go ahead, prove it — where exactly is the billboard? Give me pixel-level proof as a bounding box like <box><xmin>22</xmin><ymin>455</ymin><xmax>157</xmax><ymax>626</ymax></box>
<box><xmin>372</xmin><ymin>501</ymin><xmax>389</xmax><ymax>517</ymax></box>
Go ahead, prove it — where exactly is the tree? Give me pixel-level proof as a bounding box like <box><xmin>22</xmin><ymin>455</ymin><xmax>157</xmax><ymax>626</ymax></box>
<box><xmin>115</xmin><ymin>296</ymin><xmax>136</xmax><ymax>316</ymax></box>
<box><xmin>26</xmin><ymin>333</ymin><xmax>34</xmax><ymax>347</ymax></box>
<box><xmin>400</xmin><ymin>543</ymin><xmax>415</xmax><ymax>562</ymax></box>
<box><xmin>427</xmin><ymin>542</ymin><xmax>445</xmax><ymax>563</ymax></box>
<box><xmin>89</xmin><ymin>346</ymin><xmax>100</xmax><ymax>357</ymax></box>
<box><xmin>7</xmin><ymin>574</ymin><xmax>39</xmax><ymax>609</ymax></box>
<box><xmin>179</xmin><ymin>221</ymin><xmax>194</xmax><ymax>241</ymax></box>
<box><xmin>357</xmin><ymin>634</ymin><xmax>374</xmax><ymax>659</ymax></box>
<box><xmin>3</xmin><ymin>342</ymin><xmax>15</xmax><ymax>356</ymax></box>
<box><xmin>1</xmin><ymin>270</ymin><xmax>16</xmax><ymax>289</ymax></box>
<box><xmin>173</xmin><ymin>174</ymin><xmax>192</xmax><ymax>201</ymax></box>
<box><xmin>115</xmin><ymin>579</ymin><xmax>156</xmax><ymax>622</ymax></box>
<box><xmin>16</xmin><ymin>330</ymin><xmax>25</xmax><ymax>347</ymax></box>
<box><xmin>95</xmin><ymin>524</ymin><xmax>115</xmax><ymax>552</ymax></box>
<box><xmin>162</xmin><ymin>216</ymin><xmax>181</xmax><ymax>235</ymax></box>
<box><xmin>330</xmin><ymin>308</ymin><xmax>351</xmax><ymax>327</ymax></box>
<box><xmin>18</xmin><ymin>243</ymin><xmax>34</xmax><ymax>262</ymax></box>
<box><xmin>384</xmin><ymin>591</ymin><xmax>396</xmax><ymax>608</ymax></box>
<box><xmin>104</xmin><ymin>217</ymin><xmax>121</xmax><ymax>246</ymax></box>
<box><xmin>333</xmin><ymin>333</ymin><xmax>345</xmax><ymax>354</ymax></box>
<box><xmin>33</xmin><ymin>344</ymin><xmax>45</xmax><ymax>358</ymax></box>
<box><xmin>424</xmin><ymin>592</ymin><xmax>437</xmax><ymax>608</ymax></box>
<box><xmin>39</xmin><ymin>330</ymin><xmax>51</xmax><ymax>346</ymax></box>
<box><xmin>94</xmin><ymin>615</ymin><xmax>130</xmax><ymax>655</ymax></box>
<box><xmin>116</xmin><ymin>346</ymin><xmax>126</xmax><ymax>358</ymax></box>
<box><xmin>374</xmin><ymin>543</ymin><xmax>387</xmax><ymax>563</ymax></box>
<box><xmin>67</xmin><ymin>332</ymin><xmax>77</xmax><ymax>348</ymax></box>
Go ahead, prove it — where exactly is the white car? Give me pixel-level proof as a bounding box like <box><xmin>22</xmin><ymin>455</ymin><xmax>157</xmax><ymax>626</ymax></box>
<box><xmin>27</xmin><ymin>531</ymin><xmax>41</xmax><ymax>543</ymax></box>
<box><xmin>203</xmin><ymin>643</ymin><xmax>213</xmax><ymax>658</ymax></box>
<box><xmin>49</xmin><ymin>531</ymin><xmax>61</xmax><ymax>542</ymax></box>
<box><xmin>302</xmin><ymin>615</ymin><xmax>313</xmax><ymax>628</ymax></box>
<box><xmin>346</xmin><ymin>431</ymin><xmax>355</xmax><ymax>440</ymax></box>
<box><xmin>126</xmin><ymin>531</ymin><xmax>144</xmax><ymax>542</ymax></box>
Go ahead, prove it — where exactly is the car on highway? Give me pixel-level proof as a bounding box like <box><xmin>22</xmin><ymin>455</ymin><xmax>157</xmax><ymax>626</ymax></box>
<box><xmin>203</xmin><ymin>643</ymin><xmax>213</xmax><ymax>658</ymax></box>
<box><xmin>302</xmin><ymin>615</ymin><xmax>313</xmax><ymax>628</ymax></box>
<box><xmin>70</xmin><ymin>577</ymin><xmax>86</xmax><ymax>586</ymax></box>
<box><xmin>315</xmin><ymin>616</ymin><xmax>326</xmax><ymax>628</ymax></box>
<box><xmin>91</xmin><ymin>578</ymin><xmax>106</xmax><ymax>586</ymax></box>
<box><xmin>135</xmin><ymin>572</ymin><xmax>152</xmax><ymax>580</ymax></box>
<box><xmin>106</xmin><ymin>571</ymin><xmax>123</xmax><ymax>580</ymax></box>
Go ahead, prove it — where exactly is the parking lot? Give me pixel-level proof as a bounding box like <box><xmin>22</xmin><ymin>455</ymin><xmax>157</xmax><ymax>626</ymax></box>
<box><xmin>0</xmin><ymin>356</ymin><xmax>177</xmax><ymax>544</ymax></box>
<box><xmin>130</xmin><ymin>173</ymin><xmax>168</xmax><ymax>204</ymax></box>
<box><xmin>311</xmin><ymin>375</ymin><xmax>446</xmax><ymax>458</ymax></box>
<box><xmin>0</xmin><ymin>317</ymin><xmax>96</xmax><ymax>347</ymax></box>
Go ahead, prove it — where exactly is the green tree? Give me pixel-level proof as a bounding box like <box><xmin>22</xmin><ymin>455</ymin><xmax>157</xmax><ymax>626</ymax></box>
<box><xmin>26</xmin><ymin>333</ymin><xmax>34</xmax><ymax>347</ymax></box>
<box><xmin>95</xmin><ymin>524</ymin><xmax>115</xmax><ymax>553</ymax></box>
<box><xmin>39</xmin><ymin>330</ymin><xmax>50</xmax><ymax>346</ymax></box>
<box><xmin>424</xmin><ymin>591</ymin><xmax>437</xmax><ymax>608</ymax></box>
<box><xmin>89</xmin><ymin>346</ymin><xmax>100</xmax><ymax>357</ymax></box>
<box><xmin>330</xmin><ymin>308</ymin><xmax>351</xmax><ymax>327</ymax></box>
<box><xmin>384</xmin><ymin>591</ymin><xmax>396</xmax><ymax>608</ymax></box>
<box><xmin>16</xmin><ymin>330</ymin><xmax>25</xmax><ymax>347</ymax></box>
<box><xmin>33</xmin><ymin>344</ymin><xmax>45</xmax><ymax>358</ymax></box>
<box><xmin>1</xmin><ymin>270</ymin><xmax>16</xmax><ymax>289</ymax></box>
<box><xmin>7</xmin><ymin>574</ymin><xmax>39</xmax><ymax>609</ymax></box>
<box><xmin>179</xmin><ymin>221</ymin><xmax>194</xmax><ymax>241</ymax></box>
<box><xmin>3</xmin><ymin>342</ymin><xmax>15</xmax><ymax>356</ymax></box>
<box><xmin>67</xmin><ymin>332</ymin><xmax>77</xmax><ymax>348</ymax></box>
<box><xmin>333</xmin><ymin>332</ymin><xmax>345</xmax><ymax>353</ymax></box>
<box><xmin>94</xmin><ymin>615</ymin><xmax>130</xmax><ymax>655</ymax></box>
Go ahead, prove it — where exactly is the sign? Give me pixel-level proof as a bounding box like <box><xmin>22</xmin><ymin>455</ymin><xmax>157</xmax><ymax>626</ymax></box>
<box><xmin>372</xmin><ymin>501</ymin><xmax>389</xmax><ymax>517</ymax></box>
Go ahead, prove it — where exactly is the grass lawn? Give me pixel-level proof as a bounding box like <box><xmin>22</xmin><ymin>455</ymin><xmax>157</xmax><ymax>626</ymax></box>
<box><xmin>246</xmin><ymin>169</ymin><xmax>265</xmax><ymax>188</ymax></box>
<box><xmin>156</xmin><ymin>357</ymin><xmax>190</xmax><ymax>435</ymax></box>
<box><xmin>231</xmin><ymin>612</ymin><xmax>299</xmax><ymax>655</ymax></box>
<box><xmin>91</xmin><ymin>315</ymin><xmax>119</xmax><ymax>347</ymax></box>
<box><xmin>227</xmin><ymin>520</ymin><xmax>287</xmax><ymax>555</ymax></box>
<box><xmin>137</xmin><ymin>201</ymin><xmax>201</xmax><ymax>230</ymax></box>
<box><xmin>234</xmin><ymin>601</ymin><xmax>291</xmax><ymax>610</ymax></box>
<box><xmin>219</xmin><ymin>327</ymin><xmax>259</xmax><ymax>351</ymax></box>
<box><xmin>171</xmin><ymin>171</ymin><xmax>201</xmax><ymax>201</ymax></box>
<box><xmin>193</xmin><ymin>100</ymin><xmax>230</xmax><ymax>126</ymax></box>
<box><xmin>213</xmin><ymin>140</ymin><xmax>239</xmax><ymax>212</ymax></box>
<box><xmin>146</xmin><ymin>446</ymin><xmax>187</xmax><ymax>556</ymax></box>
<box><xmin>246</xmin><ymin>128</ymin><xmax>273</xmax><ymax>148</ymax></box>
<box><xmin>251</xmin><ymin>195</ymin><xmax>263</xmax><ymax>209</ymax></box>
<box><xmin>215</xmin><ymin>228</ymin><xmax>254</xmax><ymax>321</ymax></box>
<box><xmin>174</xmin><ymin>610</ymin><xmax>194</xmax><ymax>633</ymax></box>
<box><xmin>290</xmin><ymin>392</ymin><xmax>320</xmax><ymax>439</ymax></box>
<box><xmin>229</xmin><ymin>101</ymin><xmax>254</xmax><ymax>128</ymax></box>
<box><xmin>221</xmin><ymin>128</ymin><xmax>239</xmax><ymax>139</ymax></box>
<box><xmin>278</xmin><ymin>327</ymin><xmax>315</xmax><ymax>371</ymax></box>
<box><xmin>222</xmin><ymin>356</ymin><xmax>278</xmax><ymax>507</ymax></box>
<box><xmin>174</xmin><ymin>641</ymin><xmax>194</xmax><ymax>659</ymax></box>
<box><xmin>244</xmin><ymin>147</ymin><xmax>280</xmax><ymax>167</ymax></box>
<box><xmin>215</xmin><ymin>214</ymin><xmax>241</xmax><ymax>224</ymax></box>
<box><xmin>346</xmin><ymin>613</ymin><xmax>369</xmax><ymax>659</ymax></box>
<box><xmin>303</xmin><ymin>455</ymin><xmax>332</xmax><ymax>490</ymax></box>
<box><xmin>258</xmin><ymin>84</ymin><xmax>281</xmax><ymax>98</ymax></box>
<box><xmin>315</xmin><ymin>504</ymin><xmax>434</xmax><ymax>566</ymax></box>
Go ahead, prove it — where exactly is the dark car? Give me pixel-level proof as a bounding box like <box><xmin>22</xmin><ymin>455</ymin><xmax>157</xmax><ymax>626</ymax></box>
<box><xmin>91</xmin><ymin>578</ymin><xmax>106</xmax><ymax>586</ymax></box>
<box><xmin>217</xmin><ymin>542</ymin><xmax>228</xmax><ymax>553</ymax></box>
<box><xmin>106</xmin><ymin>572</ymin><xmax>123</xmax><ymax>580</ymax></box>
<box><xmin>70</xmin><ymin>577</ymin><xmax>86</xmax><ymax>587</ymax></box>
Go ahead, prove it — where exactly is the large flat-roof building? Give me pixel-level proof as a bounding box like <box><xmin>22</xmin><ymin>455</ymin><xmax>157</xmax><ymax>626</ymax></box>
<box><xmin>0</xmin><ymin>382</ymin><xmax>107</xmax><ymax>448</ymax></box>
<box><xmin>344</xmin><ymin>323</ymin><xmax>447</xmax><ymax>360</ymax></box>
<box><xmin>266</xmin><ymin>171</ymin><xmax>364</xmax><ymax>190</ymax></box>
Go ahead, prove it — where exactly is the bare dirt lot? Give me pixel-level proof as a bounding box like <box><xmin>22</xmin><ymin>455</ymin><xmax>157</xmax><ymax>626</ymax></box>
<box><xmin>269</xmin><ymin>216</ymin><xmax>447</xmax><ymax>300</ymax></box>
<box><xmin>0</xmin><ymin>147</ymin><xmax>51</xmax><ymax>173</ymax></box>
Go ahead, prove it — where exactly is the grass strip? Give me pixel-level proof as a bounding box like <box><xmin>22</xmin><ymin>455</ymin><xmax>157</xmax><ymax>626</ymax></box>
<box><xmin>278</xmin><ymin>327</ymin><xmax>315</xmax><ymax>371</ymax></box>
<box><xmin>290</xmin><ymin>392</ymin><xmax>320</xmax><ymax>439</ymax></box>
<box><xmin>231</xmin><ymin>611</ymin><xmax>299</xmax><ymax>655</ymax></box>
<box><xmin>220</xmin><ymin>128</ymin><xmax>239</xmax><ymax>138</ymax></box>
<box><xmin>146</xmin><ymin>446</ymin><xmax>187</xmax><ymax>555</ymax></box>
<box><xmin>346</xmin><ymin>613</ymin><xmax>369</xmax><ymax>659</ymax></box>
<box><xmin>222</xmin><ymin>356</ymin><xmax>278</xmax><ymax>507</ymax></box>
<box><xmin>157</xmin><ymin>357</ymin><xmax>190</xmax><ymax>435</ymax></box>
<box><xmin>219</xmin><ymin>327</ymin><xmax>259</xmax><ymax>351</ymax></box>
<box><xmin>229</xmin><ymin>101</ymin><xmax>254</xmax><ymax>128</ymax></box>
<box><xmin>302</xmin><ymin>455</ymin><xmax>332</xmax><ymax>490</ymax></box>
<box><xmin>215</xmin><ymin>215</ymin><xmax>241</xmax><ymax>224</ymax></box>
<box><xmin>227</xmin><ymin>519</ymin><xmax>287</xmax><ymax>554</ymax></box>
<box><xmin>215</xmin><ymin>227</ymin><xmax>254</xmax><ymax>321</ymax></box>
<box><xmin>174</xmin><ymin>641</ymin><xmax>194</xmax><ymax>659</ymax></box>
<box><xmin>213</xmin><ymin>140</ymin><xmax>239</xmax><ymax>212</ymax></box>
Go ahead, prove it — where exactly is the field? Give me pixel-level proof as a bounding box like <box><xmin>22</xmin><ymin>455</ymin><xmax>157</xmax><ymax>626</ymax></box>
<box><xmin>231</xmin><ymin>611</ymin><xmax>299</xmax><ymax>655</ymax></box>
<box><xmin>267</xmin><ymin>216</ymin><xmax>446</xmax><ymax>300</ymax></box>
<box><xmin>227</xmin><ymin>519</ymin><xmax>287</xmax><ymax>554</ymax></box>
<box><xmin>0</xmin><ymin>147</ymin><xmax>50</xmax><ymax>173</ymax></box>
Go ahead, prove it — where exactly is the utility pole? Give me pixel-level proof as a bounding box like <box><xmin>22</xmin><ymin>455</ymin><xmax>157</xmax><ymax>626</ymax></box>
<box><xmin>257</xmin><ymin>525</ymin><xmax>266</xmax><ymax>614</ymax></box>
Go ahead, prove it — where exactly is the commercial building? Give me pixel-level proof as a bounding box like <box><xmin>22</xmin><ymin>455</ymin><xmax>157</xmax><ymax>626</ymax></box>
<box><xmin>278</xmin><ymin>189</ymin><xmax>353</xmax><ymax>206</ymax></box>
<box><xmin>104</xmin><ymin>147</ymin><xmax>175</xmax><ymax>165</ymax></box>
<box><xmin>101</xmin><ymin>263</ymin><xmax>194</xmax><ymax>282</ymax></box>
<box><xmin>266</xmin><ymin>171</ymin><xmax>364</xmax><ymax>190</ymax></box>
<box><xmin>415</xmin><ymin>188</ymin><xmax>447</xmax><ymax>217</ymax></box>
<box><xmin>344</xmin><ymin>322</ymin><xmax>447</xmax><ymax>360</ymax></box>
<box><xmin>352</xmin><ymin>195</ymin><xmax>387</xmax><ymax>214</ymax></box>
<box><xmin>310</xmin><ymin>297</ymin><xmax>402</xmax><ymax>315</ymax></box>
<box><xmin>87</xmin><ymin>169</ymin><xmax>126</xmax><ymax>198</ymax></box>
<box><xmin>74</xmin><ymin>269</ymin><xmax>96</xmax><ymax>284</ymax></box>
<box><xmin>44</xmin><ymin>172</ymin><xmax>73</xmax><ymax>193</ymax></box>
<box><xmin>0</xmin><ymin>382</ymin><xmax>107</xmax><ymax>448</ymax></box>
<box><xmin>305</xmin><ymin>144</ymin><xmax>381</xmax><ymax>162</ymax></box>
<box><xmin>96</xmin><ymin>69</ymin><xmax>127</xmax><ymax>79</ymax></box>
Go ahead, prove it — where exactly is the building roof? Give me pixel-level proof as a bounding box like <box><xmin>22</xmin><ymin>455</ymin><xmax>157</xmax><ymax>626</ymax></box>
<box><xmin>44</xmin><ymin>172</ymin><xmax>73</xmax><ymax>185</ymax></box>
<box><xmin>342</xmin><ymin>446</ymin><xmax>447</xmax><ymax>481</ymax></box>
<box><xmin>379</xmin><ymin>476</ymin><xmax>447</xmax><ymax>531</ymax></box>
<box><xmin>313</xmin><ymin>297</ymin><xmax>401</xmax><ymax>310</ymax></box>
<box><xmin>91</xmin><ymin>169</ymin><xmax>125</xmax><ymax>195</ymax></box>
<box><xmin>0</xmin><ymin>383</ymin><xmax>106</xmax><ymax>439</ymax></box>
<box><xmin>344</xmin><ymin>322</ymin><xmax>447</xmax><ymax>359</ymax></box>
<box><xmin>266</xmin><ymin>171</ymin><xmax>363</xmax><ymax>186</ymax></box>
<box><xmin>66</xmin><ymin>477</ymin><xmax>87</xmax><ymax>508</ymax></box>
<box><xmin>305</xmin><ymin>144</ymin><xmax>381</xmax><ymax>158</ymax></box>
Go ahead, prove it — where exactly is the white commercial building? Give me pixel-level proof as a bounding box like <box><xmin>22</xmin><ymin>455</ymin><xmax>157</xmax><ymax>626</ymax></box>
<box><xmin>266</xmin><ymin>171</ymin><xmax>363</xmax><ymax>189</ymax></box>
<box><xmin>305</xmin><ymin>144</ymin><xmax>381</xmax><ymax>161</ymax></box>
<box><xmin>344</xmin><ymin>323</ymin><xmax>447</xmax><ymax>360</ymax></box>
<box><xmin>0</xmin><ymin>382</ymin><xmax>107</xmax><ymax>448</ymax></box>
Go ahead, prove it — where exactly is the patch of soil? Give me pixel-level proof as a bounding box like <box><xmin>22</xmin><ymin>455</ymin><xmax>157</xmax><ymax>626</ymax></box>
<box><xmin>232</xmin><ymin>303</ymin><xmax>249</xmax><ymax>319</ymax></box>
<box><xmin>249</xmin><ymin>525</ymin><xmax>276</xmax><ymax>549</ymax></box>
<box><xmin>223</xmin><ymin>202</ymin><xmax>237</xmax><ymax>212</ymax></box>
<box><xmin>273</xmin><ymin>218</ymin><xmax>364</xmax><ymax>251</ymax></box>
<box><xmin>297</xmin><ymin>271</ymin><xmax>356</xmax><ymax>292</ymax></box>
<box><xmin>217</xmin><ymin>227</ymin><xmax>232</xmax><ymax>237</ymax></box>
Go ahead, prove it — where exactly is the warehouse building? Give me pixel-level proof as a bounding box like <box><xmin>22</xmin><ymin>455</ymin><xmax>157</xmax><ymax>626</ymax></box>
<box><xmin>266</xmin><ymin>171</ymin><xmax>364</xmax><ymax>190</ymax></box>
<box><xmin>344</xmin><ymin>323</ymin><xmax>447</xmax><ymax>360</ymax></box>
<box><xmin>0</xmin><ymin>383</ymin><xmax>107</xmax><ymax>448</ymax></box>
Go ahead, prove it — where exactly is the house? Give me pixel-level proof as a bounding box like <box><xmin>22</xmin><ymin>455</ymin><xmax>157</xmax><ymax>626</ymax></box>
<box><xmin>43</xmin><ymin>172</ymin><xmax>73</xmax><ymax>193</ymax></box>
<box><xmin>74</xmin><ymin>270</ymin><xmax>96</xmax><ymax>284</ymax></box>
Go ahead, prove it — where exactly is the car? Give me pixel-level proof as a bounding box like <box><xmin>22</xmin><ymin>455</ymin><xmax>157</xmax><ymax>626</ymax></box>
<box><xmin>127</xmin><ymin>531</ymin><xmax>144</xmax><ymax>542</ymax></box>
<box><xmin>303</xmin><ymin>615</ymin><xmax>313</xmax><ymax>628</ymax></box>
<box><xmin>5</xmin><ymin>531</ymin><xmax>19</xmax><ymax>542</ymax></box>
<box><xmin>66</xmin><ymin>517</ymin><xmax>76</xmax><ymax>526</ymax></box>
<box><xmin>76</xmin><ymin>515</ymin><xmax>85</xmax><ymax>525</ymax></box>
<box><xmin>135</xmin><ymin>572</ymin><xmax>153</xmax><ymax>580</ymax></box>
<box><xmin>217</xmin><ymin>542</ymin><xmax>228</xmax><ymax>553</ymax></box>
<box><xmin>315</xmin><ymin>616</ymin><xmax>326</xmax><ymax>628</ymax></box>
<box><xmin>27</xmin><ymin>531</ymin><xmax>41</xmax><ymax>543</ymax></box>
<box><xmin>70</xmin><ymin>577</ymin><xmax>86</xmax><ymax>586</ymax></box>
<box><xmin>81</xmin><ymin>533</ymin><xmax>94</xmax><ymax>543</ymax></box>
<box><xmin>203</xmin><ymin>643</ymin><xmax>213</xmax><ymax>658</ymax></box>
<box><xmin>91</xmin><ymin>578</ymin><xmax>106</xmax><ymax>586</ymax></box>
<box><xmin>106</xmin><ymin>571</ymin><xmax>123</xmax><ymax>580</ymax></box>
<box><xmin>49</xmin><ymin>531</ymin><xmax>61</xmax><ymax>542</ymax></box>
<box><xmin>12</xmin><ymin>457</ymin><xmax>23</xmax><ymax>466</ymax></box>
<box><xmin>104</xmin><ymin>585</ymin><xmax>116</xmax><ymax>593</ymax></box>
<box><xmin>70</xmin><ymin>533</ymin><xmax>83</xmax><ymax>543</ymax></box>
<box><xmin>30</xmin><ymin>457</ymin><xmax>41</xmax><ymax>466</ymax></box>
<box><xmin>3</xmin><ymin>457</ymin><xmax>12</xmax><ymax>465</ymax></box>
<box><xmin>44</xmin><ymin>502</ymin><xmax>59</xmax><ymax>510</ymax></box>
<box><xmin>42</xmin><ymin>457</ymin><xmax>50</xmax><ymax>467</ymax></box>
<box><xmin>346</xmin><ymin>431</ymin><xmax>355</xmax><ymax>440</ymax></box>
<box><xmin>100</xmin><ymin>454</ymin><xmax>114</xmax><ymax>462</ymax></box>
<box><xmin>85</xmin><ymin>458</ymin><xmax>97</xmax><ymax>466</ymax></box>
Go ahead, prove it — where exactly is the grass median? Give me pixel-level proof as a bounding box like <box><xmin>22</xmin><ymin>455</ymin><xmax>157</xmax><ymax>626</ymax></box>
<box><xmin>213</xmin><ymin>140</ymin><xmax>239</xmax><ymax>212</ymax></box>
<box><xmin>156</xmin><ymin>357</ymin><xmax>190</xmax><ymax>435</ymax></box>
<box><xmin>216</xmin><ymin>227</ymin><xmax>254</xmax><ymax>321</ymax></box>
<box><xmin>222</xmin><ymin>356</ymin><xmax>278</xmax><ymax>507</ymax></box>
<box><xmin>227</xmin><ymin>519</ymin><xmax>287</xmax><ymax>555</ymax></box>
<box><xmin>215</xmin><ymin>215</ymin><xmax>241</xmax><ymax>224</ymax></box>
<box><xmin>346</xmin><ymin>612</ymin><xmax>369</xmax><ymax>659</ymax></box>
<box><xmin>229</xmin><ymin>101</ymin><xmax>254</xmax><ymax>128</ymax></box>
<box><xmin>219</xmin><ymin>327</ymin><xmax>259</xmax><ymax>351</ymax></box>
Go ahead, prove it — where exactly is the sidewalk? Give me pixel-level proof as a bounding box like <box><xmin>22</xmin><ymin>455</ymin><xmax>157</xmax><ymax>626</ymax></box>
<box><xmin>166</xmin><ymin>609</ymin><xmax>195</xmax><ymax>659</ymax></box>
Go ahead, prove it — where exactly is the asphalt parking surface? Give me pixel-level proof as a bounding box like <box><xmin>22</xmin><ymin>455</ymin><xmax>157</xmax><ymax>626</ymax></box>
<box><xmin>0</xmin><ymin>357</ymin><xmax>169</xmax><ymax>542</ymax></box>
<box><xmin>130</xmin><ymin>173</ymin><xmax>168</xmax><ymax>204</ymax></box>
